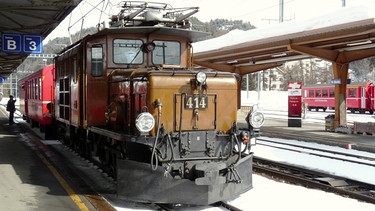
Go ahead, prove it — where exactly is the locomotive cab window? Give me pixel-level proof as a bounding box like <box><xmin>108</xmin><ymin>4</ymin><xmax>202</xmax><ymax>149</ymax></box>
<box><xmin>91</xmin><ymin>45</ymin><xmax>103</xmax><ymax>77</ymax></box>
<box><xmin>113</xmin><ymin>39</ymin><xmax>143</xmax><ymax>64</ymax></box>
<box><xmin>152</xmin><ymin>40</ymin><xmax>180</xmax><ymax>65</ymax></box>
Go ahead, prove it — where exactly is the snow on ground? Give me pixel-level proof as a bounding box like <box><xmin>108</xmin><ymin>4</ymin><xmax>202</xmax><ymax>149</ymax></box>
<box><xmin>241</xmin><ymin>90</ymin><xmax>375</xmax><ymax>123</ymax></box>
<box><xmin>3</xmin><ymin>94</ymin><xmax>374</xmax><ymax>211</ymax></box>
<box><xmin>228</xmin><ymin>90</ymin><xmax>375</xmax><ymax>211</ymax></box>
<box><xmin>229</xmin><ymin>174</ymin><xmax>375</xmax><ymax>211</ymax></box>
<box><xmin>255</xmin><ymin>138</ymin><xmax>375</xmax><ymax>184</ymax></box>
<box><xmin>115</xmin><ymin>92</ymin><xmax>375</xmax><ymax>211</ymax></box>
<box><xmin>241</xmin><ymin>90</ymin><xmax>288</xmax><ymax>111</ymax></box>
<box><xmin>225</xmin><ymin>137</ymin><xmax>375</xmax><ymax>211</ymax></box>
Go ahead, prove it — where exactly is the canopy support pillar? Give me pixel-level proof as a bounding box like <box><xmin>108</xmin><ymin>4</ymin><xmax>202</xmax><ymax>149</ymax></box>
<box><xmin>332</xmin><ymin>62</ymin><xmax>349</xmax><ymax>128</ymax></box>
<box><xmin>288</xmin><ymin>44</ymin><xmax>375</xmax><ymax>129</ymax></box>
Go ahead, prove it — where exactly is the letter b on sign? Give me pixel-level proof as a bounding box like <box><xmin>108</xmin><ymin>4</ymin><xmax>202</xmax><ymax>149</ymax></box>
<box><xmin>8</xmin><ymin>40</ymin><xmax>17</xmax><ymax>50</ymax></box>
<box><xmin>2</xmin><ymin>33</ymin><xmax>42</xmax><ymax>54</ymax></box>
<box><xmin>2</xmin><ymin>34</ymin><xmax>22</xmax><ymax>53</ymax></box>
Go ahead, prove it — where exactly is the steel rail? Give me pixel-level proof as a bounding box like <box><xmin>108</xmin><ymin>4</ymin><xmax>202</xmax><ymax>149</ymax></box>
<box><xmin>254</xmin><ymin>157</ymin><xmax>375</xmax><ymax>204</ymax></box>
<box><xmin>256</xmin><ymin>137</ymin><xmax>375</xmax><ymax>167</ymax></box>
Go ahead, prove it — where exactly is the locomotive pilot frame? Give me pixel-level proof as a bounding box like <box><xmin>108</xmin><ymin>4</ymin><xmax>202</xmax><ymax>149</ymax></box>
<box><xmin>19</xmin><ymin>1</ymin><xmax>265</xmax><ymax>205</ymax></box>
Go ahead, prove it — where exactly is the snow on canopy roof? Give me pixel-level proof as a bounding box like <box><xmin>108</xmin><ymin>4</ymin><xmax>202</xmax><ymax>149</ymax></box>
<box><xmin>193</xmin><ymin>5</ymin><xmax>375</xmax><ymax>53</ymax></box>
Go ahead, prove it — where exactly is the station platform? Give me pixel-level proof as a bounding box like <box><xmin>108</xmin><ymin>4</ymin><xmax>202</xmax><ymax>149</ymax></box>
<box><xmin>258</xmin><ymin>118</ymin><xmax>375</xmax><ymax>154</ymax></box>
<box><xmin>0</xmin><ymin>109</ymin><xmax>100</xmax><ymax>210</ymax></box>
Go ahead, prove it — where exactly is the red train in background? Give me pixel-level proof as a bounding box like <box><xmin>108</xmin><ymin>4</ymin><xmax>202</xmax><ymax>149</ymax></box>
<box><xmin>18</xmin><ymin>64</ymin><xmax>55</xmax><ymax>133</ymax></box>
<box><xmin>302</xmin><ymin>82</ymin><xmax>375</xmax><ymax>114</ymax></box>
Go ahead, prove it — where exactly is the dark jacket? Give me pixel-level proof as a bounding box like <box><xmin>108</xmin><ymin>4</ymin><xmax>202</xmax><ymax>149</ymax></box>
<box><xmin>6</xmin><ymin>98</ymin><xmax>16</xmax><ymax>112</ymax></box>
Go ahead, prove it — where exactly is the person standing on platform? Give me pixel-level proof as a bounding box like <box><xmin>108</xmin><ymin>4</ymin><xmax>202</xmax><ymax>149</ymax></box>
<box><xmin>6</xmin><ymin>95</ymin><xmax>16</xmax><ymax>125</ymax></box>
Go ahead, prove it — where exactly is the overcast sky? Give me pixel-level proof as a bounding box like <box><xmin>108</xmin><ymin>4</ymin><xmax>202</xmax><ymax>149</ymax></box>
<box><xmin>45</xmin><ymin>0</ymin><xmax>375</xmax><ymax>42</ymax></box>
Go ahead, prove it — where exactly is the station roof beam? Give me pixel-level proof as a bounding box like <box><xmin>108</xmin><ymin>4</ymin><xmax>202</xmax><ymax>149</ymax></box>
<box><xmin>193</xmin><ymin>6</ymin><xmax>375</xmax><ymax>129</ymax></box>
<box><xmin>0</xmin><ymin>0</ymin><xmax>82</xmax><ymax>76</ymax></box>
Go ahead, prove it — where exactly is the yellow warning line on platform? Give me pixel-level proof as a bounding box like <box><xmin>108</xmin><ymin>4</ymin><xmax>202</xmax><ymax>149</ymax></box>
<box><xmin>35</xmin><ymin>151</ymin><xmax>90</xmax><ymax>211</ymax></box>
<box><xmin>1</xmin><ymin>106</ymin><xmax>90</xmax><ymax>210</ymax></box>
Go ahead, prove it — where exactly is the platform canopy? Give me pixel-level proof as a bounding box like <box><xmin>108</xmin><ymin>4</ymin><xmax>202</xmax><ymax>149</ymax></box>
<box><xmin>193</xmin><ymin>5</ymin><xmax>375</xmax><ymax>76</ymax></box>
<box><xmin>0</xmin><ymin>0</ymin><xmax>82</xmax><ymax>76</ymax></box>
<box><xmin>193</xmin><ymin>5</ymin><xmax>375</xmax><ymax>128</ymax></box>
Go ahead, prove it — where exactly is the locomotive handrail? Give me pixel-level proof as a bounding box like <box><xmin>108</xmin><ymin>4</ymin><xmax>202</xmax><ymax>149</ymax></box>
<box><xmin>151</xmin><ymin>98</ymin><xmax>163</xmax><ymax>171</ymax></box>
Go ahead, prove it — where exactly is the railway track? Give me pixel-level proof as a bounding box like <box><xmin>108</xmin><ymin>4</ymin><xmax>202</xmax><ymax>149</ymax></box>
<box><xmin>154</xmin><ymin>201</ymin><xmax>243</xmax><ymax>211</ymax></box>
<box><xmin>257</xmin><ymin>137</ymin><xmax>375</xmax><ymax>167</ymax></box>
<box><xmin>253</xmin><ymin>138</ymin><xmax>375</xmax><ymax>204</ymax></box>
<box><xmin>213</xmin><ymin>201</ymin><xmax>243</xmax><ymax>211</ymax></box>
<box><xmin>19</xmin><ymin>119</ymin><xmax>246</xmax><ymax>210</ymax></box>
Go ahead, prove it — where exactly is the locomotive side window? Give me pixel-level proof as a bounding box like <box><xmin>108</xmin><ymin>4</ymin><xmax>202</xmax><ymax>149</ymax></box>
<box><xmin>113</xmin><ymin>39</ymin><xmax>143</xmax><ymax>64</ymax></box>
<box><xmin>152</xmin><ymin>40</ymin><xmax>180</xmax><ymax>65</ymax></box>
<box><xmin>91</xmin><ymin>45</ymin><xmax>103</xmax><ymax>77</ymax></box>
<box><xmin>73</xmin><ymin>58</ymin><xmax>77</xmax><ymax>83</ymax></box>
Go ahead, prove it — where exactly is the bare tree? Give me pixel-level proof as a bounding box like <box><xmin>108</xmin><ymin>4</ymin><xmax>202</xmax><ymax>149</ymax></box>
<box><xmin>350</xmin><ymin>58</ymin><xmax>373</xmax><ymax>82</ymax></box>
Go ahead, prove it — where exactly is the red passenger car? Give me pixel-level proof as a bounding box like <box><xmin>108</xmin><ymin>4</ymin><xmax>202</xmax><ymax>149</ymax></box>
<box><xmin>302</xmin><ymin>82</ymin><xmax>375</xmax><ymax>114</ymax></box>
<box><xmin>18</xmin><ymin>64</ymin><xmax>55</xmax><ymax>132</ymax></box>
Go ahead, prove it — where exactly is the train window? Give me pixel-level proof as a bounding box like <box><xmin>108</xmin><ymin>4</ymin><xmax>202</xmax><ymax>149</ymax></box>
<box><xmin>73</xmin><ymin>58</ymin><xmax>77</xmax><ymax>83</ymax></box>
<box><xmin>28</xmin><ymin>81</ymin><xmax>31</xmax><ymax>99</ymax></box>
<box><xmin>309</xmin><ymin>90</ymin><xmax>314</xmax><ymax>97</ymax></box>
<box><xmin>39</xmin><ymin>77</ymin><xmax>42</xmax><ymax>100</ymax></box>
<box><xmin>348</xmin><ymin>88</ymin><xmax>356</xmax><ymax>97</ymax></box>
<box><xmin>329</xmin><ymin>89</ymin><xmax>334</xmax><ymax>97</ymax></box>
<box><xmin>34</xmin><ymin>78</ymin><xmax>38</xmax><ymax>99</ymax></box>
<box><xmin>152</xmin><ymin>40</ymin><xmax>180</xmax><ymax>65</ymax></box>
<box><xmin>91</xmin><ymin>45</ymin><xmax>103</xmax><ymax>77</ymax></box>
<box><xmin>316</xmin><ymin>90</ymin><xmax>321</xmax><ymax>98</ymax></box>
<box><xmin>113</xmin><ymin>39</ymin><xmax>143</xmax><ymax>64</ymax></box>
<box><xmin>322</xmin><ymin>89</ymin><xmax>328</xmax><ymax>97</ymax></box>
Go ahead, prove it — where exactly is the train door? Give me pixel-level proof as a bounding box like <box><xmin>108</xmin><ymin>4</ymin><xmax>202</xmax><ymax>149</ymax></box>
<box><xmin>85</xmin><ymin>40</ymin><xmax>108</xmax><ymax>126</ymax></box>
<box><xmin>361</xmin><ymin>86</ymin><xmax>366</xmax><ymax>109</ymax></box>
<box><xmin>70</xmin><ymin>56</ymin><xmax>80</xmax><ymax>127</ymax></box>
<box><xmin>367</xmin><ymin>82</ymin><xmax>375</xmax><ymax>113</ymax></box>
<box><xmin>19</xmin><ymin>81</ymin><xmax>28</xmax><ymax>118</ymax></box>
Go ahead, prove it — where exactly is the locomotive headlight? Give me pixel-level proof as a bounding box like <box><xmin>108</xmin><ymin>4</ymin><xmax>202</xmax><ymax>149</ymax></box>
<box><xmin>146</xmin><ymin>42</ymin><xmax>155</xmax><ymax>51</ymax></box>
<box><xmin>247</xmin><ymin>111</ymin><xmax>265</xmax><ymax>128</ymax></box>
<box><xmin>141</xmin><ymin>42</ymin><xmax>156</xmax><ymax>53</ymax></box>
<box><xmin>196</xmin><ymin>72</ymin><xmax>207</xmax><ymax>84</ymax></box>
<box><xmin>135</xmin><ymin>112</ymin><xmax>155</xmax><ymax>133</ymax></box>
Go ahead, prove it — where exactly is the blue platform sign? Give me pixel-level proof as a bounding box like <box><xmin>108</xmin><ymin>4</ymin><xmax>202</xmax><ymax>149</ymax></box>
<box><xmin>331</xmin><ymin>78</ymin><xmax>342</xmax><ymax>85</ymax></box>
<box><xmin>2</xmin><ymin>33</ymin><xmax>43</xmax><ymax>54</ymax></box>
<box><xmin>0</xmin><ymin>76</ymin><xmax>6</xmax><ymax>83</ymax></box>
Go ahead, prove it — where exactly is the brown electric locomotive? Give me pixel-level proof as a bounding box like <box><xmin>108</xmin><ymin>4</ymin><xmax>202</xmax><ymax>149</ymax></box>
<box><xmin>50</xmin><ymin>1</ymin><xmax>264</xmax><ymax>205</ymax></box>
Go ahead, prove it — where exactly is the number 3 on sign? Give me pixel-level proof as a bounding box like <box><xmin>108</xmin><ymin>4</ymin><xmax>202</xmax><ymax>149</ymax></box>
<box><xmin>28</xmin><ymin>41</ymin><xmax>37</xmax><ymax>51</ymax></box>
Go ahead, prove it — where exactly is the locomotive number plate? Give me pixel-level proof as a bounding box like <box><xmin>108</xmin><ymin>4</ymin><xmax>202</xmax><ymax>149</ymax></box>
<box><xmin>185</xmin><ymin>95</ymin><xmax>208</xmax><ymax>109</ymax></box>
